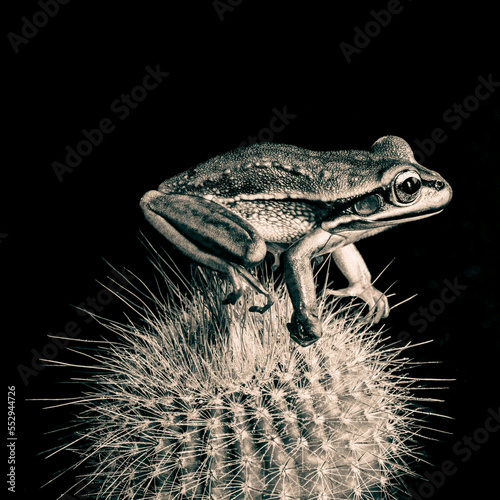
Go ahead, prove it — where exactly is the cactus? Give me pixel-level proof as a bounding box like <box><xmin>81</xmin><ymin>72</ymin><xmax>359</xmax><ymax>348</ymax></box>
<box><xmin>50</xmin><ymin>255</ymin><xmax>443</xmax><ymax>499</ymax></box>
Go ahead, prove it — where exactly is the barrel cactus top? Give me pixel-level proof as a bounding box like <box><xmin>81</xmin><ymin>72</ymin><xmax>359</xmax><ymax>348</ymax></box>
<box><xmin>48</xmin><ymin>259</ymin><xmax>443</xmax><ymax>499</ymax></box>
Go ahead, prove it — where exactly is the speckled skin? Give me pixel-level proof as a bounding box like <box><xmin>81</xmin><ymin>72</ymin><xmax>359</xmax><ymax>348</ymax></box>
<box><xmin>141</xmin><ymin>136</ymin><xmax>452</xmax><ymax>346</ymax></box>
<box><xmin>159</xmin><ymin>140</ymin><xmax>412</xmax><ymax>204</ymax></box>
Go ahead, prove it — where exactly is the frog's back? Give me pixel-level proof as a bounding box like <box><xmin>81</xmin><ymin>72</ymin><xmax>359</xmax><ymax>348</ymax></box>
<box><xmin>159</xmin><ymin>142</ymin><xmax>397</xmax><ymax>203</ymax></box>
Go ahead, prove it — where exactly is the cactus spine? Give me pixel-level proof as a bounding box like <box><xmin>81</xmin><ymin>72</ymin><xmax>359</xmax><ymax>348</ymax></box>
<box><xmin>50</xmin><ymin>259</ymin><xmax>440</xmax><ymax>499</ymax></box>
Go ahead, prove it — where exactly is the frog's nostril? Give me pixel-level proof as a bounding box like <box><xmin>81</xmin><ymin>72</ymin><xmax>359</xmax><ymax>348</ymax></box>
<box><xmin>434</xmin><ymin>180</ymin><xmax>445</xmax><ymax>191</ymax></box>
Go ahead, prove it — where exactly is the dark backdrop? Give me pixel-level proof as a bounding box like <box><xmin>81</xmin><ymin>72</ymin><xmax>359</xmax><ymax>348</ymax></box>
<box><xmin>3</xmin><ymin>1</ymin><xmax>499</xmax><ymax>499</ymax></box>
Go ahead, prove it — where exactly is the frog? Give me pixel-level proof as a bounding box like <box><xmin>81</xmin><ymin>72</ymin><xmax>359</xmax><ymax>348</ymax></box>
<box><xmin>140</xmin><ymin>135</ymin><xmax>452</xmax><ymax>347</ymax></box>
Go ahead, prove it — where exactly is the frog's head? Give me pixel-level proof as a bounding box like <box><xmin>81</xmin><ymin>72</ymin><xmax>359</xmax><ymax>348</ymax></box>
<box><xmin>323</xmin><ymin>136</ymin><xmax>453</xmax><ymax>232</ymax></box>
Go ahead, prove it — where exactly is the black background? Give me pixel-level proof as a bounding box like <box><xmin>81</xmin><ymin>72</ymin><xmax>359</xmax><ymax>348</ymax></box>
<box><xmin>3</xmin><ymin>1</ymin><xmax>499</xmax><ymax>499</ymax></box>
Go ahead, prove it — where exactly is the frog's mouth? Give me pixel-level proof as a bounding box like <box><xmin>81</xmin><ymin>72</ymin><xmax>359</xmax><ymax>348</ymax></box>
<box><xmin>369</xmin><ymin>208</ymin><xmax>444</xmax><ymax>226</ymax></box>
<box><xmin>324</xmin><ymin>208</ymin><xmax>443</xmax><ymax>232</ymax></box>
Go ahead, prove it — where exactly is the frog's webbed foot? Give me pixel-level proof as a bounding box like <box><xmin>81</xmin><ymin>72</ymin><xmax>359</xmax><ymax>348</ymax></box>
<box><xmin>287</xmin><ymin>310</ymin><xmax>322</xmax><ymax>347</ymax></box>
<box><xmin>326</xmin><ymin>284</ymin><xmax>389</xmax><ymax>324</ymax></box>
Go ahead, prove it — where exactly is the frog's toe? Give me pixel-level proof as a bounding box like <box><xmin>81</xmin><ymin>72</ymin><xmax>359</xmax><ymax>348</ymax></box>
<box><xmin>327</xmin><ymin>284</ymin><xmax>389</xmax><ymax>324</ymax></box>
<box><xmin>326</xmin><ymin>286</ymin><xmax>355</xmax><ymax>299</ymax></box>
<box><xmin>366</xmin><ymin>291</ymin><xmax>390</xmax><ymax>324</ymax></box>
<box><xmin>358</xmin><ymin>287</ymin><xmax>389</xmax><ymax>324</ymax></box>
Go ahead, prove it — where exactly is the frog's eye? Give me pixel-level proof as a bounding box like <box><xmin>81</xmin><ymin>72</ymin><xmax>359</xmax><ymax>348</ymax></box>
<box><xmin>393</xmin><ymin>170</ymin><xmax>422</xmax><ymax>204</ymax></box>
<box><xmin>354</xmin><ymin>194</ymin><xmax>382</xmax><ymax>216</ymax></box>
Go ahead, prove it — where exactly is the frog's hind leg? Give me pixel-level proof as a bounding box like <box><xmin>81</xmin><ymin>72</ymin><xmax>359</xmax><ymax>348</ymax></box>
<box><xmin>140</xmin><ymin>191</ymin><xmax>274</xmax><ymax>312</ymax></box>
<box><xmin>226</xmin><ymin>265</ymin><xmax>275</xmax><ymax>313</ymax></box>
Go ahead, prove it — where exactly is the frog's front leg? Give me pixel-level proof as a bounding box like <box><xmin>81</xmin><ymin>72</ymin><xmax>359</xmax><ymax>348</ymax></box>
<box><xmin>327</xmin><ymin>244</ymin><xmax>390</xmax><ymax>324</ymax></box>
<box><xmin>284</xmin><ymin>229</ymin><xmax>389</xmax><ymax>347</ymax></box>
<box><xmin>284</xmin><ymin>228</ymin><xmax>336</xmax><ymax>347</ymax></box>
<box><xmin>140</xmin><ymin>192</ymin><xmax>273</xmax><ymax>311</ymax></box>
